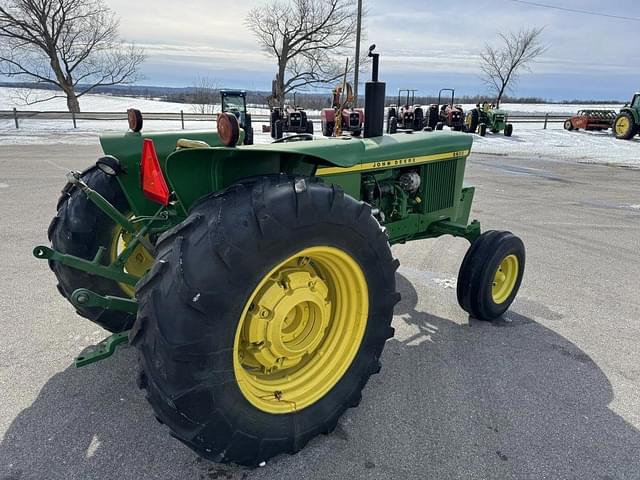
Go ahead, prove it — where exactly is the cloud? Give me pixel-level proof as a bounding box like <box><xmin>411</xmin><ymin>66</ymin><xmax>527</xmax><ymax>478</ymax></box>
<box><xmin>102</xmin><ymin>0</ymin><xmax>639</xmax><ymax>99</ymax></box>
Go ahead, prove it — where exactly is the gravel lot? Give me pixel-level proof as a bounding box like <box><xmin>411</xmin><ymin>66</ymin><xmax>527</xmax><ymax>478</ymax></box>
<box><xmin>1</xmin><ymin>143</ymin><xmax>639</xmax><ymax>479</ymax></box>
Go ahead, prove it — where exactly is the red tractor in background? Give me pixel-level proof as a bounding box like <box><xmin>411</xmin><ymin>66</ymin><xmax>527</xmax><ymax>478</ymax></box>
<box><xmin>387</xmin><ymin>89</ymin><xmax>426</xmax><ymax>133</ymax></box>
<box><xmin>428</xmin><ymin>88</ymin><xmax>465</xmax><ymax>131</ymax></box>
<box><xmin>321</xmin><ymin>82</ymin><xmax>364</xmax><ymax>137</ymax></box>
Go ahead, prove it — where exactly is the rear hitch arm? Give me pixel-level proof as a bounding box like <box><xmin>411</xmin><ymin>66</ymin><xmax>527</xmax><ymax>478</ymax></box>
<box><xmin>75</xmin><ymin>331</ymin><xmax>130</xmax><ymax>368</ymax></box>
<box><xmin>33</xmin><ymin>245</ymin><xmax>139</xmax><ymax>285</ymax></box>
<box><xmin>71</xmin><ymin>288</ymin><xmax>138</xmax><ymax>314</ymax></box>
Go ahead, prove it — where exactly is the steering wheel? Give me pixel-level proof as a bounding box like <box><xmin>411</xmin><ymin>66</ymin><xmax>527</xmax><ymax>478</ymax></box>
<box><xmin>272</xmin><ymin>133</ymin><xmax>314</xmax><ymax>143</ymax></box>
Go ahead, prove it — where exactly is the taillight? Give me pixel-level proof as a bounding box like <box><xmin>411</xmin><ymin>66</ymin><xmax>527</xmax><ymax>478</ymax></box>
<box><xmin>140</xmin><ymin>138</ymin><xmax>170</xmax><ymax>205</ymax></box>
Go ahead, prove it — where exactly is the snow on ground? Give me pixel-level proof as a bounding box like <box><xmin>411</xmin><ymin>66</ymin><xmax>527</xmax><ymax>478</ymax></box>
<box><xmin>1</xmin><ymin>87</ymin><xmax>638</xmax><ymax>167</ymax></box>
<box><xmin>470</xmin><ymin>122</ymin><xmax>639</xmax><ymax>168</ymax></box>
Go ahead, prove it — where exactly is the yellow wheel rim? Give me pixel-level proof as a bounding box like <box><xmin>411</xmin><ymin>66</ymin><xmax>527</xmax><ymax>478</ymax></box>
<box><xmin>465</xmin><ymin>112</ymin><xmax>473</xmax><ymax>128</ymax></box>
<box><xmin>234</xmin><ymin>246</ymin><xmax>368</xmax><ymax>414</ymax></box>
<box><xmin>109</xmin><ymin>223</ymin><xmax>154</xmax><ymax>297</ymax></box>
<box><xmin>491</xmin><ymin>254</ymin><xmax>519</xmax><ymax>304</ymax></box>
<box><xmin>615</xmin><ymin>116</ymin><xmax>630</xmax><ymax>136</ymax></box>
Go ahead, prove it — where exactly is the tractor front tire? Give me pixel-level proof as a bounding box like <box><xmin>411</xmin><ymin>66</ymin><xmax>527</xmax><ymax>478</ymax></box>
<box><xmin>613</xmin><ymin>112</ymin><xmax>638</xmax><ymax>140</ymax></box>
<box><xmin>456</xmin><ymin>231</ymin><xmax>525</xmax><ymax>321</ymax></box>
<box><xmin>131</xmin><ymin>175</ymin><xmax>399</xmax><ymax>466</ymax></box>
<box><xmin>306</xmin><ymin>119</ymin><xmax>314</xmax><ymax>135</ymax></box>
<box><xmin>47</xmin><ymin>167</ymin><xmax>140</xmax><ymax>332</ymax></box>
<box><xmin>504</xmin><ymin>124</ymin><xmax>513</xmax><ymax>137</ymax></box>
<box><xmin>478</xmin><ymin>123</ymin><xmax>487</xmax><ymax>137</ymax></box>
<box><xmin>435</xmin><ymin>122</ymin><xmax>444</xmax><ymax>131</ymax></box>
<box><xmin>564</xmin><ymin>119</ymin><xmax>574</xmax><ymax>131</ymax></box>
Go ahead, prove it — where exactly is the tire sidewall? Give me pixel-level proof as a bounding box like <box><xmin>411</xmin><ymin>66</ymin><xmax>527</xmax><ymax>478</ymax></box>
<box><xmin>474</xmin><ymin>236</ymin><xmax>525</xmax><ymax>318</ymax></box>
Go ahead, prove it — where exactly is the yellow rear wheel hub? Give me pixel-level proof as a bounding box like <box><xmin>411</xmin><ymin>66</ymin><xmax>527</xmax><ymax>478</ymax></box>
<box><xmin>615</xmin><ymin>117</ymin><xmax>630</xmax><ymax>136</ymax></box>
<box><xmin>234</xmin><ymin>246</ymin><xmax>368</xmax><ymax>414</ymax></box>
<box><xmin>492</xmin><ymin>254</ymin><xmax>519</xmax><ymax>304</ymax></box>
<box><xmin>109</xmin><ymin>224</ymin><xmax>154</xmax><ymax>297</ymax></box>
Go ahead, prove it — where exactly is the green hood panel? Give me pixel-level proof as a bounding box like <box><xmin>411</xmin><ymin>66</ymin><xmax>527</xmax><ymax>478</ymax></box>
<box><xmin>234</xmin><ymin>131</ymin><xmax>473</xmax><ymax>168</ymax></box>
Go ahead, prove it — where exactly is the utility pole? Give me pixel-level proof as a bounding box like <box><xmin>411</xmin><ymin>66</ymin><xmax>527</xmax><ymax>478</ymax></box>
<box><xmin>353</xmin><ymin>0</ymin><xmax>363</xmax><ymax>107</ymax></box>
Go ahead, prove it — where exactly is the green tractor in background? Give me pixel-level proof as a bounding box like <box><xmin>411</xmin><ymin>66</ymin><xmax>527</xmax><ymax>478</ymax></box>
<box><xmin>220</xmin><ymin>89</ymin><xmax>253</xmax><ymax>145</ymax></box>
<box><xmin>35</xmin><ymin>46</ymin><xmax>525</xmax><ymax>467</ymax></box>
<box><xmin>465</xmin><ymin>102</ymin><xmax>514</xmax><ymax>137</ymax></box>
<box><xmin>612</xmin><ymin>92</ymin><xmax>640</xmax><ymax>140</ymax></box>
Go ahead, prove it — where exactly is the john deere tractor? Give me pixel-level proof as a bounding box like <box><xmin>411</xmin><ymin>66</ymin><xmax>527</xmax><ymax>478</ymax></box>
<box><xmin>35</xmin><ymin>46</ymin><xmax>525</xmax><ymax>467</ymax></box>
<box><xmin>612</xmin><ymin>92</ymin><xmax>640</xmax><ymax>140</ymax></box>
<box><xmin>465</xmin><ymin>102</ymin><xmax>514</xmax><ymax>137</ymax></box>
<box><xmin>220</xmin><ymin>89</ymin><xmax>253</xmax><ymax>145</ymax></box>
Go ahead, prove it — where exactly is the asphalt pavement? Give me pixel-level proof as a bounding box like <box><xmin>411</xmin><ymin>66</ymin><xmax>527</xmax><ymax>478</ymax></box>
<box><xmin>1</xmin><ymin>143</ymin><xmax>639</xmax><ymax>480</ymax></box>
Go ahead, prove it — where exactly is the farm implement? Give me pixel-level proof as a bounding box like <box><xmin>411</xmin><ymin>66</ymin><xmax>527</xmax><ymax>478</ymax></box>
<box><xmin>564</xmin><ymin>110</ymin><xmax>616</xmax><ymax>132</ymax></box>
<box><xmin>35</xmin><ymin>46</ymin><xmax>525</xmax><ymax>467</ymax></box>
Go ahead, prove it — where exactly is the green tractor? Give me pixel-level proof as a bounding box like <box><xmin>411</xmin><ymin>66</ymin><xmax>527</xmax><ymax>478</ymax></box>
<box><xmin>220</xmin><ymin>89</ymin><xmax>253</xmax><ymax>145</ymax></box>
<box><xmin>465</xmin><ymin>102</ymin><xmax>514</xmax><ymax>137</ymax></box>
<box><xmin>612</xmin><ymin>92</ymin><xmax>640</xmax><ymax>140</ymax></box>
<box><xmin>35</xmin><ymin>46</ymin><xmax>525</xmax><ymax>467</ymax></box>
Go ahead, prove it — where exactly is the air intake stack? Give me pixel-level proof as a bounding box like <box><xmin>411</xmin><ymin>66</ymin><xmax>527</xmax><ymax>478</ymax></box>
<box><xmin>364</xmin><ymin>45</ymin><xmax>385</xmax><ymax>138</ymax></box>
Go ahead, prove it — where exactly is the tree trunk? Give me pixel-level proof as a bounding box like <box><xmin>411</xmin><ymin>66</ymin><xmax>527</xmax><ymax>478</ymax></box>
<box><xmin>65</xmin><ymin>92</ymin><xmax>81</xmax><ymax>113</ymax></box>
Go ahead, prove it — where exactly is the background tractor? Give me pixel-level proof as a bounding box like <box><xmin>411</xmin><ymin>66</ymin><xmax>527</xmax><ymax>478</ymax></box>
<box><xmin>612</xmin><ymin>92</ymin><xmax>640</xmax><ymax>140</ymax></box>
<box><xmin>270</xmin><ymin>103</ymin><xmax>314</xmax><ymax>140</ymax></box>
<box><xmin>35</xmin><ymin>45</ymin><xmax>525</xmax><ymax>468</ymax></box>
<box><xmin>386</xmin><ymin>89</ymin><xmax>426</xmax><ymax>133</ymax></box>
<box><xmin>465</xmin><ymin>102</ymin><xmax>514</xmax><ymax>137</ymax></box>
<box><xmin>220</xmin><ymin>89</ymin><xmax>253</xmax><ymax>145</ymax></box>
<box><xmin>428</xmin><ymin>88</ymin><xmax>465</xmax><ymax>131</ymax></box>
<box><xmin>320</xmin><ymin>82</ymin><xmax>364</xmax><ymax>137</ymax></box>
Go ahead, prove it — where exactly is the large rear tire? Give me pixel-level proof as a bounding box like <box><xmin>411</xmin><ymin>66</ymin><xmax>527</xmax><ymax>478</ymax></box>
<box><xmin>47</xmin><ymin>167</ymin><xmax>147</xmax><ymax>332</ymax></box>
<box><xmin>613</xmin><ymin>112</ymin><xmax>638</xmax><ymax>140</ymax></box>
<box><xmin>131</xmin><ymin>176</ymin><xmax>399</xmax><ymax>466</ymax></box>
<box><xmin>465</xmin><ymin>109</ymin><xmax>479</xmax><ymax>134</ymax></box>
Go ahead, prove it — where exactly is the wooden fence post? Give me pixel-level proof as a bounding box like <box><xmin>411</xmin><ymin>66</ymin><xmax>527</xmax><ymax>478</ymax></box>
<box><xmin>13</xmin><ymin>107</ymin><xmax>19</xmax><ymax>129</ymax></box>
<box><xmin>181</xmin><ymin>110</ymin><xmax>185</xmax><ymax>130</ymax></box>
<box><xmin>543</xmin><ymin>113</ymin><xmax>549</xmax><ymax>130</ymax></box>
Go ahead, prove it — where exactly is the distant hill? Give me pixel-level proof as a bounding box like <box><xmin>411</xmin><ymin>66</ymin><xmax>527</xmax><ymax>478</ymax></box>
<box><xmin>0</xmin><ymin>82</ymin><xmax>625</xmax><ymax>111</ymax></box>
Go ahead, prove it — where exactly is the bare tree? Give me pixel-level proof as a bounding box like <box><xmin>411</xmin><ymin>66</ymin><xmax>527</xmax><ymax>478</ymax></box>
<box><xmin>190</xmin><ymin>76</ymin><xmax>218</xmax><ymax>115</ymax></box>
<box><xmin>480</xmin><ymin>27</ymin><xmax>547</xmax><ymax>107</ymax></box>
<box><xmin>246</xmin><ymin>0</ymin><xmax>360</xmax><ymax>108</ymax></box>
<box><xmin>0</xmin><ymin>0</ymin><xmax>145</xmax><ymax>112</ymax></box>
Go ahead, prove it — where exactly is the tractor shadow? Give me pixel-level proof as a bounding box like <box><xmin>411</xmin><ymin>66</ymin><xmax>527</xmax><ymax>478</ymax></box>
<box><xmin>1</xmin><ymin>273</ymin><xmax>639</xmax><ymax>480</ymax></box>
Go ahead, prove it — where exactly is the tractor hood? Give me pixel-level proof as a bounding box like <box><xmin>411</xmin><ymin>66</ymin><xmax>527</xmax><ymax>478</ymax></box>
<box><xmin>235</xmin><ymin>130</ymin><xmax>473</xmax><ymax>169</ymax></box>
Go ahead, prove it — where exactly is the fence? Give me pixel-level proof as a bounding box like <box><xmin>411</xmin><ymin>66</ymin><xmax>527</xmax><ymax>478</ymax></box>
<box><xmin>1</xmin><ymin>108</ymin><xmax>569</xmax><ymax>130</ymax></box>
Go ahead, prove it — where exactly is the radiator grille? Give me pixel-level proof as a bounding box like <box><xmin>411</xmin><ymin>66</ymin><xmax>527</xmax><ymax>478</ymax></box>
<box><xmin>424</xmin><ymin>159</ymin><xmax>458</xmax><ymax>213</ymax></box>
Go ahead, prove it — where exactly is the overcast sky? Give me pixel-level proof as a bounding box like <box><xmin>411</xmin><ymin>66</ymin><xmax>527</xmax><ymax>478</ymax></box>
<box><xmin>106</xmin><ymin>0</ymin><xmax>640</xmax><ymax>101</ymax></box>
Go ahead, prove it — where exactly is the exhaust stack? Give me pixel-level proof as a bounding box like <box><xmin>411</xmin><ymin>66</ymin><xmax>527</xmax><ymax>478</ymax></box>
<box><xmin>364</xmin><ymin>45</ymin><xmax>385</xmax><ymax>138</ymax></box>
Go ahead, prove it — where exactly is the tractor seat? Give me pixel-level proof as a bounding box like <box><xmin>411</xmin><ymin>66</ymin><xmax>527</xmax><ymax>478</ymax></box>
<box><xmin>176</xmin><ymin>138</ymin><xmax>211</xmax><ymax>149</ymax></box>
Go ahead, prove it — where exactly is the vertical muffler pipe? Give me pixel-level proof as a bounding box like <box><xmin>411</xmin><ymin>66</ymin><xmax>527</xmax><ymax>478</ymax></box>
<box><xmin>364</xmin><ymin>45</ymin><xmax>386</xmax><ymax>138</ymax></box>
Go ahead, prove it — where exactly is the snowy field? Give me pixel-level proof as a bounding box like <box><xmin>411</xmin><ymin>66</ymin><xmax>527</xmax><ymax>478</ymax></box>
<box><xmin>1</xmin><ymin>87</ymin><xmax>637</xmax><ymax>167</ymax></box>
